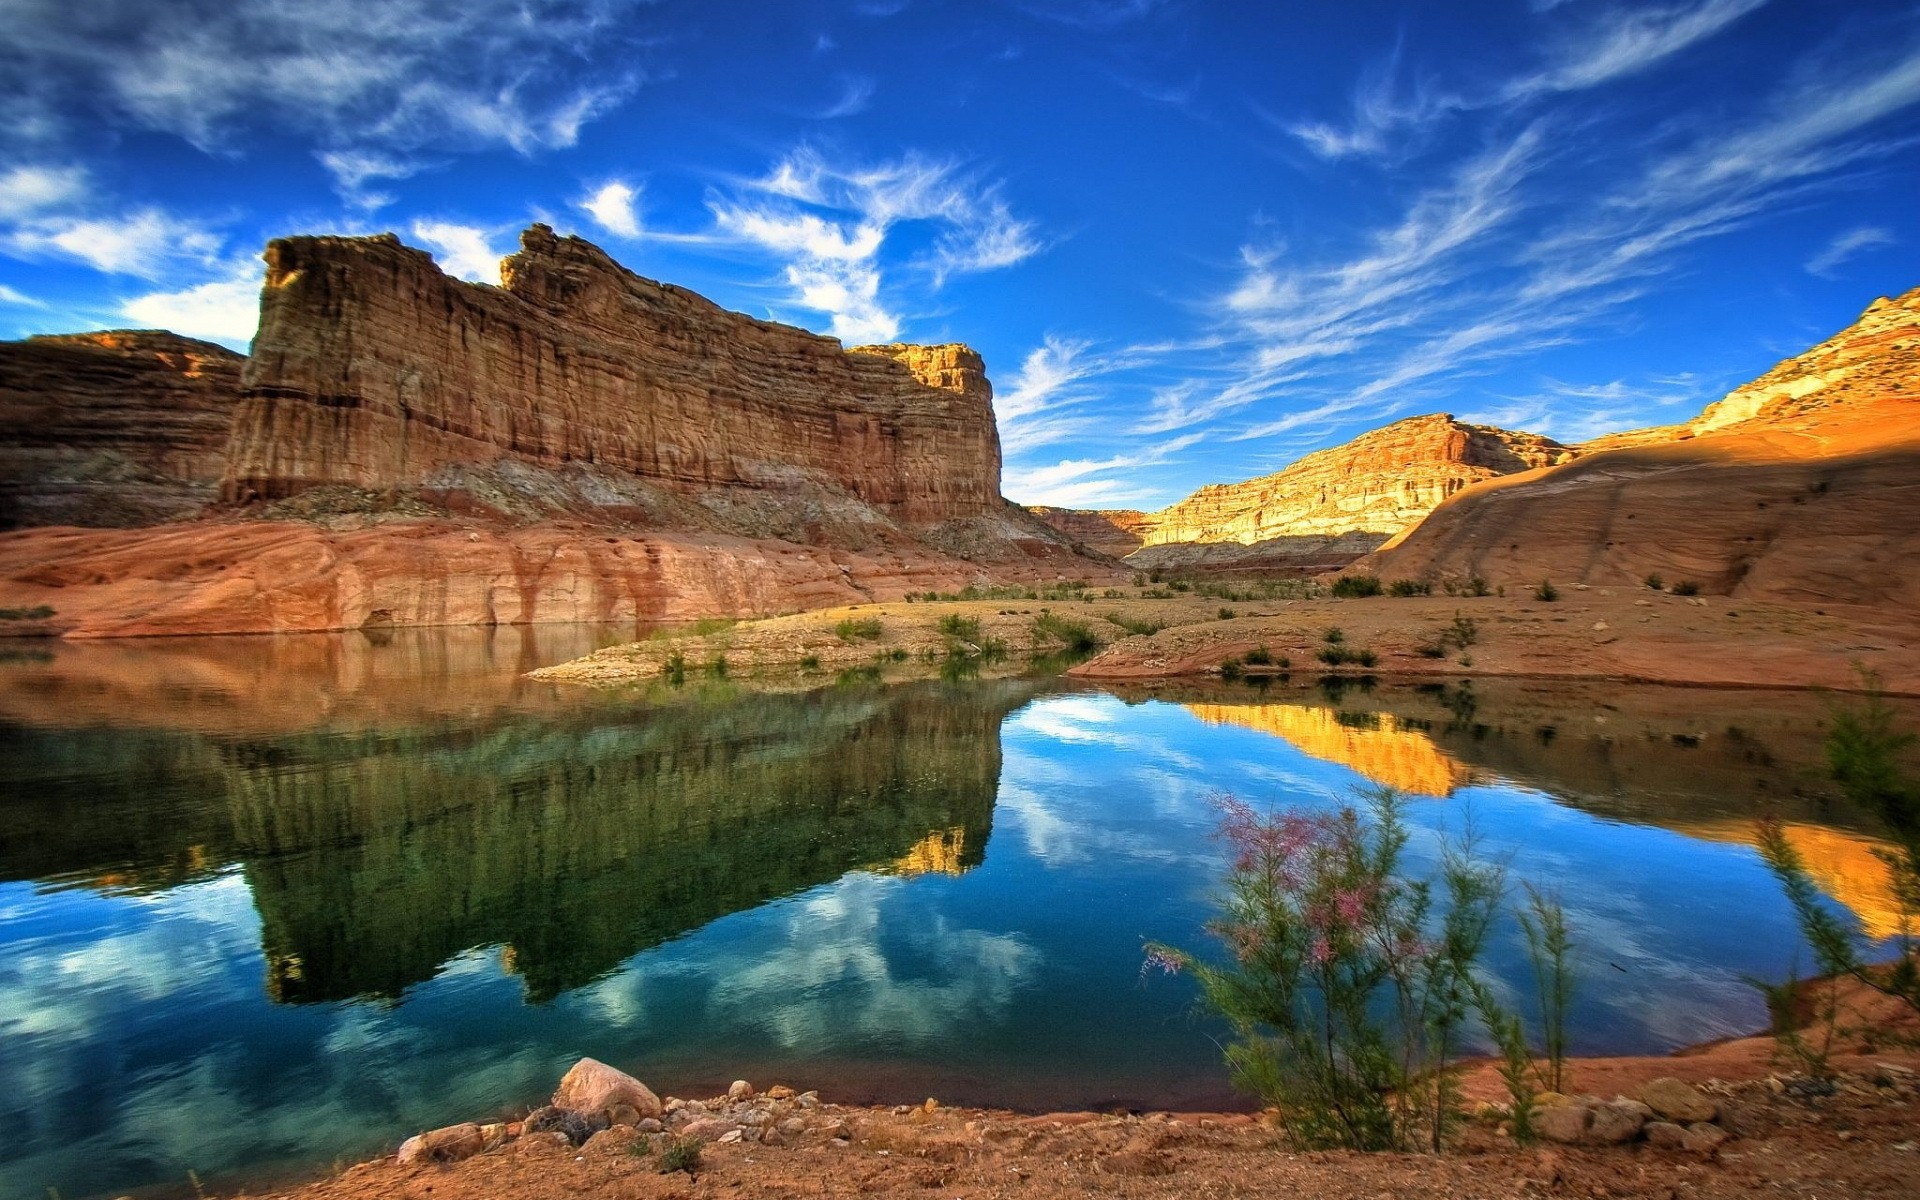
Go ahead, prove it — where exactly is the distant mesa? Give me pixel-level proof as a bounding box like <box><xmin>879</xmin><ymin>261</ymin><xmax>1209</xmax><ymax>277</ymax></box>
<box><xmin>1032</xmin><ymin>414</ymin><xmax>1575</xmax><ymax>576</ymax></box>
<box><xmin>0</xmin><ymin>225</ymin><xmax>1115</xmax><ymax>637</ymax></box>
<box><xmin>1364</xmin><ymin>286</ymin><xmax>1920</xmax><ymax>608</ymax></box>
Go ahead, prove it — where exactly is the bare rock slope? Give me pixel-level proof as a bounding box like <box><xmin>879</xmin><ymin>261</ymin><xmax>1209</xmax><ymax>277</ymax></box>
<box><xmin>1363</xmin><ymin>288</ymin><xmax>1920</xmax><ymax>608</ymax></box>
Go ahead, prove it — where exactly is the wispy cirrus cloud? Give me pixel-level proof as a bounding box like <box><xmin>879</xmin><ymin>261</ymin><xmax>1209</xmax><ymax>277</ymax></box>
<box><xmin>704</xmin><ymin>147</ymin><xmax>1042</xmax><ymax>343</ymax></box>
<box><xmin>0</xmin><ymin>0</ymin><xmax>657</xmax><ymax>201</ymax></box>
<box><xmin>1286</xmin><ymin>0</ymin><xmax>1767</xmax><ymax>160</ymax></box>
<box><xmin>1003</xmin><ymin>432</ymin><xmax>1202</xmax><ymax>508</ymax></box>
<box><xmin>1805</xmin><ymin>226</ymin><xmax>1896</xmax><ymax>278</ymax></box>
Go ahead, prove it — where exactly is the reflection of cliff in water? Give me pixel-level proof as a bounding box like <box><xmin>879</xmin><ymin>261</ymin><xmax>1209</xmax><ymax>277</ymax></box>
<box><xmin>0</xmin><ymin>637</ymin><xmax>1033</xmax><ymax>1003</ymax></box>
<box><xmin>238</xmin><ymin>682</ymin><xmax>1020</xmax><ymax>1003</ymax></box>
<box><xmin>1136</xmin><ymin>676</ymin><xmax>1920</xmax><ymax>937</ymax></box>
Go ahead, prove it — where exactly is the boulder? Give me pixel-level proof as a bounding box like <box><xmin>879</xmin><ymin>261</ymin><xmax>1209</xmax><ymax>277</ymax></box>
<box><xmin>680</xmin><ymin>1117</ymin><xmax>741</xmax><ymax>1143</ymax></box>
<box><xmin>1533</xmin><ymin>1104</ymin><xmax>1593</xmax><ymax>1144</ymax></box>
<box><xmin>1682</xmin><ymin>1122</ymin><xmax>1730</xmax><ymax>1154</ymax></box>
<box><xmin>1636</xmin><ymin>1077</ymin><xmax>1717</xmax><ymax>1124</ymax></box>
<box><xmin>727</xmin><ymin>1079</ymin><xmax>755</xmax><ymax>1102</ymax></box>
<box><xmin>552</xmin><ymin>1057</ymin><xmax>662</xmax><ymax>1121</ymax></box>
<box><xmin>1585</xmin><ymin>1103</ymin><xmax>1646</xmax><ymax>1145</ymax></box>
<box><xmin>1645</xmin><ymin>1121</ymin><xmax>1690</xmax><ymax>1149</ymax></box>
<box><xmin>397</xmin><ymin>1122</ymin><xmax>485</xmax><ymax>1165</ymax></box>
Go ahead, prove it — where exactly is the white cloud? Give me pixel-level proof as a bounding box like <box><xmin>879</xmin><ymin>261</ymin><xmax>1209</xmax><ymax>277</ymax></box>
<box><xmin>6</xmin><ymin>208</ymin><xmax>223</xmax><ymax>278</ymax></box>
<box><xmin>120</xmin><ymin>260</ymin><xmax>263</xmax><ymax>347</ymax></box>
<box><xmin>702</xmin><ymin>146</ymin><xmax>1042</xmax><ymax>343</ymax></box>
<box><xmin>1805</xmin><ymin>225</ymin><xmax>1896</xmax><ymax>277</ymax></box>
<box><xmin>814</xmin><ymin>75</ymin><xmax>876</xmax><ymax>119</ymax></box>
<box><xmin>409</xmin><ymin>221</ymin><xmax>506</xmax><ymax>284</ymax></box>
<box><xmin>315</xmin><ymin>150</ymin><xmax>419</xmax><ymax>210</ymax></box>
<box><xmin>2</xmin><ymin>1</ymin><xmax>653</xmax><ymax>171</ymax></box>
<box><xmin>0</xmin><ymin>164</ymin><xmax>87</xmax><ymax>218</ymax></box>
<box><xmin>0</xmin><ymin>283</ymin><xmax>45</xmax><ymax>308</ymax></box>
<box><xmin>579</xmin><ymin>180</ymin><xmax>643</xmax><ymax>240</ymax></box>
<box><xmin>1002</xmin><ymin>433</ymin><xmax>1202</xmax><ymax>508</ymax></box>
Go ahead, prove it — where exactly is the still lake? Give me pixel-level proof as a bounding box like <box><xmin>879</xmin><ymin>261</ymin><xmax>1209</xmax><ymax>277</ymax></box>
<box><xmin>0</xmin><ymin>625</ymin><xmax>1904</xmax><ymax>1200</ymax></box>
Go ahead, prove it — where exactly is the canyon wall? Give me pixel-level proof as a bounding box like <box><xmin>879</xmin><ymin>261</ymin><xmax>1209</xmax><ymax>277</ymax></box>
<box><xmin>225</xmin><ymin>225</ymin><xmax>1000</xmax><ymax>524</ymax></box>
<box><xmin>1025</xmin><ymin>507</ymin><xmax>1149</xmax><ymax>557</ymax></box>
<box><xmin>1366</xmin><ymin>288</ymin><xmax>1920</xmax><ymax>607</ymax></box>
<box><xmin>0</xmin><ymin>331</ymin><xmax>244</xmax><ymax>529</ymax></box>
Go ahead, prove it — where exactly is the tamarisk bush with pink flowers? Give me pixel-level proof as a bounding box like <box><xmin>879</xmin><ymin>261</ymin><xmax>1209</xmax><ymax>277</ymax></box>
<box><xmin>1147</xmin><ymin>785</ymin><xmax>1532</xmax><ymax>1152</ymax></box>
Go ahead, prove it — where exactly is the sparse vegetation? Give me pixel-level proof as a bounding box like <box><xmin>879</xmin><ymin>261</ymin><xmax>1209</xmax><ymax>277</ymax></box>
<box><xmin>704</xmin><ymin>654</ymin><xmax>730</xmax><ymax>679</ymax></box>
<box><xmin>1219</xmin><ymin>606</ymin><xmax>1238</xmax><ymax>620</ymax></box>
<box><xmin>1031</xmin><ymin>612</ymin><xmax>1101</xmax><ymax>653</ymax></box>
<box><xmin>1219</xmin><ymin>656</ymin><xmax>1243</xmax><ymax>681</ymax></box>
<box><xmin>799</xmin><ymin>654</ymin><xmax>821</xmax><ymax>671</ymax></box>
<box><xmin>0</xmin><ymin>605</ymin><xmax>54</xmax><ymax>620</ymax></box>
<box><xmin>662</xmin><ymin>652</ymin><xmax>687</xmax><ymax>685</ymax></box>
<box><xmin>657</xmin><ymin>1136</ymin><xmax>703</xmax><ymax>1175</ymax></box>
<box><xmin>1644</xmin><ymin>573</ymin><xmax>1664</xmax><ymax>591</ymax></box>
<box><xmin>1672</xmin><ymin>580</ymin><xmax>1700</xmax><ymax>596</ymax></box>
<box><xmin>1533</xmin><ymin>580</ymin><xmax>1559</xmax><ymax>602</ymax></box>
<box><xmin>1244</xmin><ymin>645</ymin><xmax>1272</xmax><ymax>666</ymax></box>
<box><xmin>1331</xmin><ymin>574</ymin><xmax>1384</xmax><ymax>598</ymax></box>
<box><xmin>937</xmin><ymin>613</ymin><xmax>982</xmax><ymax>643</ymax></box>
<box><xmin>1146</xmin><ymin>788</ymin><xmax>1514</xmax><ymax>1153</ymax></box>
<box><xmin>834</xmin><ymin>616</ymin><xmax>884</xmax><ymax>642</ymax></box>
<box><xmin>1104</xmin><ymin>612</ymin><xmax>1167</xmax><ymax>637</ymax></box>
<box><xmin>1388</xmin><ymin>579</ymin><xmax>1432</xmax><ymax>597</ymax></box>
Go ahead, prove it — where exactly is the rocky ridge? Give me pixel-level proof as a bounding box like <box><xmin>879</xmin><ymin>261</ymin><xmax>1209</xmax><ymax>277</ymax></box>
<box><xmin>1035</xmin><ymin>415</ymin><xmax>1573</xmax><ymax>575</ymax></box>
<box><xmin>0</xmin><ymin>227</ymin><xmax>1111</xmax><ymax>635</ymax></box>
<box><xmin>0</xmin><ymin>331</ymin><xmax>244</xmax><ymax>529</ymax></box>
<box><xmin>1364</xmin><ymin>287</ymin><xmax>1920</xmax><ymax>606</ymax></box>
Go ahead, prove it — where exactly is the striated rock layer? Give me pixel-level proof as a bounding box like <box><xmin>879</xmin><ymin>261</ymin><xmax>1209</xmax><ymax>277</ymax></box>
<box><xmin>0</xmin><ymin>331</ymin><xmax>245</xmax><ymax>529</ymax></box>
<box><xmin>225</xmin><ymin>224</ymin><xmax>1000</xmax><ymax>523</ymax></box>
<box><xmin>1365</xmin><ymin>288</ymin><xmax>1920</xmax><ymax>607</ymax></box>
<box><xmin>1037</xmin><ymin>415</ymin><xmax>1574</xmax><ymax>576</ymax></box>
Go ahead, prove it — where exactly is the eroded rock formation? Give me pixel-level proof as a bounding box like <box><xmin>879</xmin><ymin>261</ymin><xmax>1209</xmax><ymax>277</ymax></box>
<box><xmin>1025</xmin><ymin>507</ymin><xmax>1150</xmax><ymax>557</ymax></box>
<box><xmin>225</xmin><ymin>225</ymin><xmax>1000</xmax><ymax>523</ymax></box>
<box><xmin>0</xmin><ymin>227</ymin><xmax>1110</xmax><ymax>634</ymax></box>
<box><xmin>1365</xmin><ymin>288</ymin><xmax>1920</xmax><ymax>607</ymax></box>
<box><xmin>0</xmin><ymin>331</ymin><xmax>244</xmax><ymax>529</ymax></box>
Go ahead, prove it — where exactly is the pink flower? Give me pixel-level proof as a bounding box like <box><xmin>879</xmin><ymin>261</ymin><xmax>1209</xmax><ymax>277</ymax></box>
<box><xmin>1309</xmin><ymin>936</ymin><xmax>1332</xmax><ymax>966</ymax></box>
<box><xmin>1141</xmin><ymin>946</ymin><xmax>1184</xmax><ymax>977</ymax></box>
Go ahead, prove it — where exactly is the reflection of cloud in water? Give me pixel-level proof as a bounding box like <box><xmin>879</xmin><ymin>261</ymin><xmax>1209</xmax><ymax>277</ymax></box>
<box><xmin>578</xmin><ymin>875</ymin><xmax>1039</xmax><ymax>1051</ymax></box>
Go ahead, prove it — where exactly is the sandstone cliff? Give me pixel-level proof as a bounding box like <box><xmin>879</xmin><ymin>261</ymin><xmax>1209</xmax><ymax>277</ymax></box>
<box><xmin>1026</xmin><ymin>507</ymin><xmax>1149</xmax><ymax>557</ymax></box>
<box><xmin>1364</xmin><ymin>287</ymin><xmax>1920</xmax><ymax>607</ymax></box>
<box><xmin>1072</xmin><ymin>414</ymin><xmax>1571</xmax><ymax>574</ymax></box>
<box><xmin>226</xmin><ymin>225</ymin><xmax>1000</xmax><ymax>525</ymax></box>
<box><xmin>0</xmin><ymin>331</ymin><xmax>244</xmax><ymax>529</ymax></box>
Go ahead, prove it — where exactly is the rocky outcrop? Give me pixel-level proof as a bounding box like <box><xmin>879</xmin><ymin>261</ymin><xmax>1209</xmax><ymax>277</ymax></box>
<box><xmin>1140</xmin><ymin>414</ymin><xmax>1572</xmax><ymax>548</ymax></box>
<box><xmin>225</xmin><ymin>225</ymin><xmax>1000</xmax><ymax>524</ymax></box>
<box><xmin>1365</xmin><ymin>288</ymin><xmax>1920</xmax><ymax>607</ymax></box>
<box><xmin>0</xmin><ymin>331</ymin><xmax>244</xmax><ymax>529</ymax></box>
<box><xmin>1026</xmin><ymin>507</ymin><xmax>1150</xmax><ymax>557</ymax></box>
<box><xmin>1044</xmin><ymin>415</ymin><xmax>1573</xmax><ymax>576</ymax></box>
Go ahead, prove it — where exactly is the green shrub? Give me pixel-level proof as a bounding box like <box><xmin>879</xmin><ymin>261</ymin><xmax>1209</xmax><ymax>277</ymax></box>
<box><xmin>834</xmin><ymin>616</ymin><xmax>884</xmax><ymax>642</ymax></box>
<box><xmin>1103</xmin><ymin>612</ymin><xmax>1167</xmax><ymax>636</ymax></box>
<box><xmin>0</xmin><ymin>604</ymin><xmax>55</xmax><ymax>620</ymax></box>
<box><xmin>1170</xmin><ymin>580</ymin><xmax>1193</xmax><ymax>592</ymax></box>
<box><xmin>1244</xmin><ymin>645</ymin><xmax>1272</xmax><ymax>666</ymax></box>
<box><xmin>1466</xmin><ymin>577</ymin><xmax>1491</xmax><ymax>597</ymax></box>
<box><xmin>937</xmin><ymin>613</ymin><xmax>982</xmax><ymax>642</ymax></box>
<box><xmin>1219</xmin><ymin>656</ymin><xmax>1243</xmax><ymax>681</ymax></box>
<box><xmin>1219</xmin><ymin>607</ymin><xmax>1238</xmax><ymax>620</ymax></box>
<box><xmin>1533</xmin><ymin>581</ymin><xmax>1558</xmax><ymax>602</ymax></box>
<box><xmin>1331</xmin><ymin>574</ymin><xmax>1384</xmax><ymax>598</ymax></box>
<box><xmin>1323</xmin><ymin>627</ymin><xmax>1345</xmax><ymax>645</ymax></box>
<box><xmin>657</xmin><ymin>1136</ymin><xmax>703</xmax><ymax>1175</ymax></box>
<box><xmin>799</xmin><ymin>654</ymin><xmax>821</xmax><ymax>671</ymax></box>
<box><xmin>661</xmin><ymin>652</ymin><xmax>687</xmax><ymax>685</ymax></box>
<box><xmin>1146</xmin><ymin>788</ymin><xmax>1510</xmax><ymax>1152</ymax></box>
<box><xmin>1032</xmin><ymin>611</ymin><xmax>1101</xmax><ymax>652</ymax></box>
<box><xmin>705</xmin><ymin>654</ymin><xmax>729</xmax><ymax>679</ymax></box>
<box><xmin>1446</xmin><ymin>614</ymin><xmax>1479</xmax><ymax>648</ymax></box>
<box><xmin>1672</xmin><ymin>580</ymin><xmax>1700</xmax><ymax>596</ymax></box>
<box><xmin>1354</xmin><ymin>648</ymin><xmax>1378</xmax><ymax>668</ymax></box>
<box><xmin>1388</xmin><ymin>579</ymin><xmax>1432</xmax><ymax>597</ymax></box>
<box><xmin>1416</xmin><ymin>643</ymin><xmax>1448</xmax><ymax>659</ymax></box>
<box><xmin>1643</xmin><ymin>574</ymin><xmax>1664</xmax><ymax>591</ymax></box>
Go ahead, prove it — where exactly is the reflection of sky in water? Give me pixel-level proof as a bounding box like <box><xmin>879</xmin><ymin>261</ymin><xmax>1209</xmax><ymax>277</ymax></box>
<box><xmin>0</xmin><ymin>687</ymin><xmax>1856</xmax><ymax>1200</ymax></box>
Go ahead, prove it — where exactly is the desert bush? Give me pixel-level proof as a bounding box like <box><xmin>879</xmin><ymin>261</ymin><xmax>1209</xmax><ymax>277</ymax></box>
<box><xmin>657</xmin><ymin>1136</ymin><xmax>703</xmax><ymax>1175</ymax></box>
<box><xmin>1332</xmin><ymin>574</ymin><xmax>1384</xmax><ymax>598</ymax></box>
<box><xmin>1643</xmin><ymin>574</ymin><xmax>1664</xmax><ymax>591</ymax></box>
<box><xmin>799</xmin><ymin>654</ymin><xmax>821</xmax><ymax>671</ymax></box>
<box><xmin>937</xmin><ymin>613</ymin><xmax>982</xmax><ymax>643</ymax></box>
<box><xmin>1466</xmin><ymin>577</ymin><xmax>1491</xmax><ymax>597</ymax></box>
<box><xmin>1219</xmin><ymin>656</ymin><xmax>1244</xmax><ymax>681</ymax></box>
<box><xmin>1672</xmin><ymin>580</ymin><xmax>1700</xmax><ymax>596</ymax></box>
<box><xmin>1416</xmin><ymin>642</ymin><xmax>1448</xmax><ymax>659</ymax></box>
<box><xmin>1755</xmin><ymin>671</ymin><xmax>1920</xmax><ymax>1062</ymax></box>
<box><xmin>1219</xmin><ymin>607</ymin><xmax>1238</xmax><ymax>620</ymax></box>
<box><xmin>1324</xmin><ymin>627</ymin><xmax>1345</xmax><ymax>645</ymax></box>
<box><xmin>0</xmin><ymin>605</ymin><xmax>54</xmax><ymax>620</ymax></box>
<box><xmin>1533</xmin><ymin>581</ymin><xmax>1558</xmax><ymax>602</ymax></box>
<box><xmin>1388</xmin><ymin>579</ymin><xmax>1432</xmax><ymax>597</ymax></box>
<box><xmin>1146</xmin><ymin>788</ymin><xmax>1509</xmax><ymax>1152</ymax></box>
<box><xmin>704</xmin><ymin>654</ymin><xmax>730</xmax><ymax>679</ymax></box>
<box><xmin>835</xmin><ymin>616</ymin><xmax>884</xmax><ymax>642</ymax></box>
<box><xmin>1032</xmin><ymin>612</ymin><xmax>1101</xmax><ymax>652</ymax></box>
<box><xmin>1104</xmin><ymin>612</ymin><xmax>1167</xmax><ymax>636</ymax></box>
<box><xmin>1245</xmin><ymin>645</ymin><xmax>1273</xmax><ymax>666</ymax></box>
<box><xmin>1446</xmin><ymin>614</ymin><xmax>1480</xmax><ymax>649</ymax></box>
<box><xmin>661</xmin><ymin>652</ymin><xmax>687</xmax><ymax>685</ymax></box>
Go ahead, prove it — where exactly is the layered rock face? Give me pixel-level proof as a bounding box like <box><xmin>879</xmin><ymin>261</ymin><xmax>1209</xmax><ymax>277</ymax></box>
<box><xmin>1367</xmin><ymin>288</ymin><xmax>1920</xmax><ymax>607</ymax></box>
<box><xmin>1063</xmin><ymin>414</ymin><xmax>1571</xmax><ymax>574</ymax></box>
<box><xmin>225</xmin><ymin>225</ymin><xmax>1000</xmax><ymax>523</ymax></box>
<box><xmin>0</xmin><ymin>331</ymin><xmax>245</xmax><ymax>529</ymax></box>
<box><xmin>1025</xmin><ymin>507</ymin><xmax>1150</xmax><ymax>557</ymax></box>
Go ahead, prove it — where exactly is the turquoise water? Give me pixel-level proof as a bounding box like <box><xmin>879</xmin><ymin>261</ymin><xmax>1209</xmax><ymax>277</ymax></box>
<box><xmin>0</xmin><ymin>627</ymin><xmax>1901</xmax><ymax>1199</ymax></box>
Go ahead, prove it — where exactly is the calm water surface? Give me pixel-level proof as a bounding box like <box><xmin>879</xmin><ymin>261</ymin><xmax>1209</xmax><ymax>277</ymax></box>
<box><xmin>0</xmin><ymin>626</ymin><xmax>1907</xmax><ymax>1200</ymax></box>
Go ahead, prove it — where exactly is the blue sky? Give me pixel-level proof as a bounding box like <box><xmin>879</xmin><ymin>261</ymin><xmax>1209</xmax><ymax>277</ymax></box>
<box><xmin>1</xmin><ymin>1</ymin><xmax>1916</xmax><ymax>509</ymax></box>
